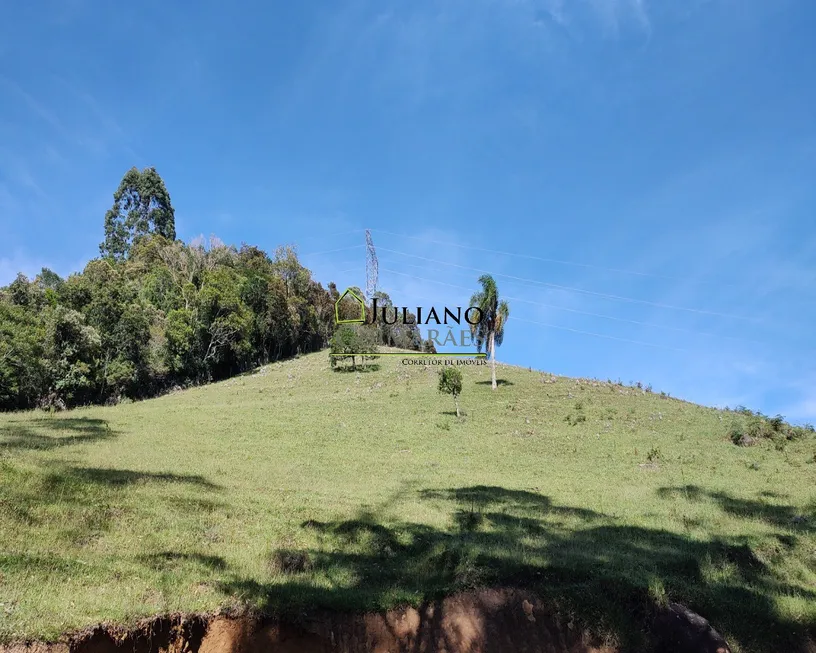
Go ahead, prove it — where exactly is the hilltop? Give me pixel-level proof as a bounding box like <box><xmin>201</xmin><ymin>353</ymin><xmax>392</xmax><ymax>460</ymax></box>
<box><xmin>1</xmin><ymin>349</ymin><xmax>814</xmax><ymax>652</ymax></box>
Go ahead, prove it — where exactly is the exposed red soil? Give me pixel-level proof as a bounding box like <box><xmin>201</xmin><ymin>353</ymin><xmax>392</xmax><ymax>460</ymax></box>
<box><xmin>0</xmin><ymin>589</ymin><xmax>732</xmax><ymax>653</ymax></box>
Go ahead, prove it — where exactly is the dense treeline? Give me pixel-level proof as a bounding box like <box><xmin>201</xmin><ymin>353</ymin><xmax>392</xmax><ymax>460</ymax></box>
<box><xmin>0</xmin><ymin>166</ymin><xmax>420</xmax><ymax>411</ymax></box>
<box><xmin>0</xmin><ymin>236</ymin><xmax>340</xmax><ymax>410</ymax></box>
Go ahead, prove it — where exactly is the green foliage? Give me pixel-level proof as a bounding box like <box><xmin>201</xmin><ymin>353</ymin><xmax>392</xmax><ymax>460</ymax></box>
<box><xmin>1</xmin><ymin>236</ymin><xmax>339</xmax><ymax>410</ymax></box>
<box><xmin>469</xmin><ymin>275</ymin><xmax>510</xmax><ymax>354</ymax></box>
<box><xmin>100</xmin><ymin>167</ymin><xmax>176</xmax><ymax>259</ymax></box>
<box><xmin>727</xmin><ymin>420</ymin><xmax>745</xmax><ymax>445</ymax></box>
<box><xmin>329</xmin><ymin>325</ymin><xmax>379</xmax><ymax>370</ymax></box>
<box><xmin>438</xmin><ymin>367</ymin><xmax>463</xmax><ymax>397</ymax></box>
<box><xmin>43</xmin><ymin>307</ymin><xmax>102</xmax><ymax>408</ymax></box>
<box><xmin>0</xmin><ymin>301</ymin><xmax>46</xmax><ymax>407</ymax></box>
<box><xmin>2</xmin><ymin>352</ymin><xmax>814</xmax><ymax>650</ymax></box>
<box><xmin>565</xmin><ymin>412</ymin><xmax>587</xmax><ymax>426</ymax></box>
<box><xmin>727</xmin><ymin>411</ymin><xmax>813</xmax><ymax>445</ymax></box>
<box><xmin>35</xmin><ymin>267</ymin><xmax>64</xmax><ymax>292</ymax></box>
<box><xmin>0</xmin><ymin>170</ymin><xmax>349</xmax><ymax>410</ymax></box>
<box><xmin>369</xmin><ymin>291</ymin><xmax>422</xmax><ymax>350</ymax></box>
<box><xmin>438</xmin><ymin>367</ymin><xmax>463</xmax><ymax>417</ymax></box>
<box><xmin>469</xmin><ymin>274</ymin><xmax>510</xmax><ymax>390</ymax></box>
<box><xmin>8</xmin><ymin>273</ymin><xmax>34</xmax><ymax>307</ymax></box>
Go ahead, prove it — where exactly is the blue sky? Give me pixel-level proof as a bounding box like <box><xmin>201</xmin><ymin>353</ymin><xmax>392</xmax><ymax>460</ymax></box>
<box><xmin>1</xmin><ymin>0</ymin><xmax>814</xmax><ymax>420</ymax></box>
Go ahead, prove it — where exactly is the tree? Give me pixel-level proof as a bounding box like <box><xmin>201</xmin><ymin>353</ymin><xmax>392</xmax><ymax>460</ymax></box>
<box><xmin>43</xmin><ymin>307</ymin><xmax>101</xmax><ymax>408</ymax></box>
<box><xmin>0</xmin><ymin>302</ymin><xmax>46</xmax><ymax>409</ymax></box>
<box><xmin>36</xmin><ymin>268</ymin><xmax>63</xmax><ymax>291</ymax></box>
<box><xmin>469</xmin><ymin>274</ymin><xmax>510</xmax><ymax>390</ymax></box>
<box><xmin>438</xmin><ymin>367</ymin><xmax>463</xmax><ymax>418</ymax></box>
<box><xmin>1</xmin><ymin>222</ymin><xmax>351</xmax><ymax>410</ymax></box>
<box><xmin>100</xmin><ymin>167</ymin><xmax>176</xmax><ymax>259</ymax></box>
<box><xmin>8</xmin><ymin>273</ymin><xmax>33</xmax><ymax>307</ymax></box>
<box><xmin>329</xmin><ymin>324</ymin><xmax>360</xmax><ymax>370</ymax></box>
<box><xmin>329</xmin><ymin>324</ymin><xmax>379</xmax><ymax>370</ymax></box>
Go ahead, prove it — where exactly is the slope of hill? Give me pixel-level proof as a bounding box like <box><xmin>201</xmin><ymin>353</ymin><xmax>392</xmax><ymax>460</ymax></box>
<box><xmin>1</xmin><ymin>349</ymin><xmax>814</xmax><ymax>652</ymax></box>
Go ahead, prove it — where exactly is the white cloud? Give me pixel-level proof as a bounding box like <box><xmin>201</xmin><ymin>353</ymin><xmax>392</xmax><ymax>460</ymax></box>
<box><xmin>0</xmin><ymin>249</ymin><xmax>90</xmax><ymax>287</ymax></box>
<box><xmin>0</xmin><ymin>252</ymin><xmax>49</xmax><ymax>286</ymax></box>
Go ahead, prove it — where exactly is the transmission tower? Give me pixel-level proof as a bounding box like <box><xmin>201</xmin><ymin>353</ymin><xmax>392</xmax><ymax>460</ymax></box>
<box><xmin>365</xmin><ymin>229</ymin><xmax>379</xmax><ymax>300</ymax></box>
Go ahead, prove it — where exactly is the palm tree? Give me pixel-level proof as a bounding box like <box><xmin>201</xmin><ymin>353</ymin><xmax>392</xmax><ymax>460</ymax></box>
<box><xmin>469</xmin><ymin>274</ymin><xmax>510</xmax><ymax>390</ymax></box>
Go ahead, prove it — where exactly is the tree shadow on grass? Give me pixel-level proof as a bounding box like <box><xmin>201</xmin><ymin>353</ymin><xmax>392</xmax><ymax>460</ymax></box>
<box><xmin>656</xmin><ymin>485</ymin><xmax>815</xmax><ymax>533</ymax></box>
<box><xmin>137</xmin><ymin>551</ymin><xmax>228</xmax><ymax>572</ymax></box>
<box><xmin>63</xmin><ymin>466</ymin><xmax>222</xmax><ymax>490</ymax></box>
<box><xmin>0</xmin><ymin>417</ymin><xmax>118</xmax><ymax>451</ymax></box>
<box><xmin>216</xmin><ymin>485</ymin><xmax>816</xmax><ymax>653</ymax></box>
<box><xmin>0</xmin><ymin>459</ymin><xmax>222</xmax><ymax>546</ymax></box>
<box><xmin>475</xmin><ymin>379</ymin><xmax>514</xmax><ymax>386</ymax></box>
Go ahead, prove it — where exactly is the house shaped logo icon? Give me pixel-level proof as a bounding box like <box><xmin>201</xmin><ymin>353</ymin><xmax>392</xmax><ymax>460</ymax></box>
<box><xmin>334</xmin><ymin>288</ymin><xmax>366</xmax><ymax>324</ymax></box>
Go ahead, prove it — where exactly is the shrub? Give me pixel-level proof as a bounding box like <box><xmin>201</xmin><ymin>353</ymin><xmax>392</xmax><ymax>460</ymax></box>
<box><xmin>565</xmin><ymin>412</ymin><xmax>587</xmax><ymax>426</ymax></box>
<box><xmin>438</xmin><ymin>367</ymin><xmax>463</xmax><ymax>418</ymax></box>
<box><xmin>329</xmin><ymin>324</ymin><xmax>379</xmax><ymax>370</ymax></box>
<box><xmin>727</xmin><ymin>411</ymin><xmax>815</xmax><ymax>446</ymax></box>
<box><xmin>727</xmin><ymin>420</ymin><xmax>745</xmax><ymax>445</ymax></box>
<box><xmin>769</xmin><ymin>414</ymin><xmax>785</xmax><ymax>432</ymax></box>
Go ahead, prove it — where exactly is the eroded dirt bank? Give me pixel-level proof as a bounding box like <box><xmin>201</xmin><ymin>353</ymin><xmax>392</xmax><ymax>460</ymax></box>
<box><xmin>0</xmin><ymin>589</ymin><xmax>731</xmax><ymax>653</ymax></box>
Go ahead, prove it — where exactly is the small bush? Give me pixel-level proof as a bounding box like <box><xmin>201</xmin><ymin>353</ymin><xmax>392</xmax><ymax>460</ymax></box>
<box><xmin>438</xmin><ymin>367</ymin><xmax>463</xmax><ymax>418</ymax></box>
<box><xmin>329</xmin><ymin>324</ymin><xmax>379</xmax><ymax>370</ymax></box>
<box><xmin>769</xmin><ymin>414</ymin><xmax>785</xmax><ymax>432</ymax></box>
<box><xmin>727</xmin><ymin>410</ymin><xmax>816</xmax><ymax>447</ymax></box>
<box><xmin>646</xmin><ymin>447</ymin><xmax>662</xmax><ymax>462</ymax></box>
<box><xmin>786</xmin><ymin>424</ymin><xmax>814</xmax><ymax>441</ymax></box>
<box><xmin>565</xmin><ymin>412</ymin><xmax>587</xmax><ymax>426</ymax></box>
<box><xmin>727</xmin><ymin>420</ymin><xmax>745</xmax><ymax>445</ymax></box>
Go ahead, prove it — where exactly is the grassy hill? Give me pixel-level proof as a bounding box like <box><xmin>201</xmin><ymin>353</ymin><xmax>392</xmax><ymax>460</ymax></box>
<box><xmin>1</xmin><ymin>349</ymin><xmax>814</xmax><ymax>652</ymax></box>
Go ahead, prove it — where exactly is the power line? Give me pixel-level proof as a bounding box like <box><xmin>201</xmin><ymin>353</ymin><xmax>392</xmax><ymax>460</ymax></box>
<box><xmin>377</xmin><ymin>270</ymin><xmax>689</xmax><ymax>352</ymax></box>
<box><xmin>370</xmin><ymin>228</ymin><xmax>712</xmax><ymax>284</ymax></box>
<box><xmin>378</xmin><ymin>258</ymin><xmax>763</xmax><ymax>345</ymax></box>
<box><xmin>302</xmin><ymin>228</ymin><xmax>367</xmax><ymax>241</ymax></box>
<box><xmin>300</xmin><ymin>244</ymin><xmax>365</xmax><ymax>258</ymax></box>
<box><xmin>377</xmin><ymin>246</ymin><xmax>754</xmax><ymax>321</ymax></box>
<box><xmin>509</xmin><ymin>316</ymin><xmax>690</xmax><ymax>352</ymax></box>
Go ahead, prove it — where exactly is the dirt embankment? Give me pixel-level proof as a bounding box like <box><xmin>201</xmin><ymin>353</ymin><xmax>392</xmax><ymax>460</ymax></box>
<box><xmin>0</xmin><ymin>589</ymin><xmax>731</xmax><ymax>653</ymax></box>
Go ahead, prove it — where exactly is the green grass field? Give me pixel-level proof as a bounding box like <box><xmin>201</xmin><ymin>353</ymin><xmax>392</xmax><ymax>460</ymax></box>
<box><xmin>1</xmin><ymin>350</ymin><xmax>814</xmax><ymax>652</ymax></box>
